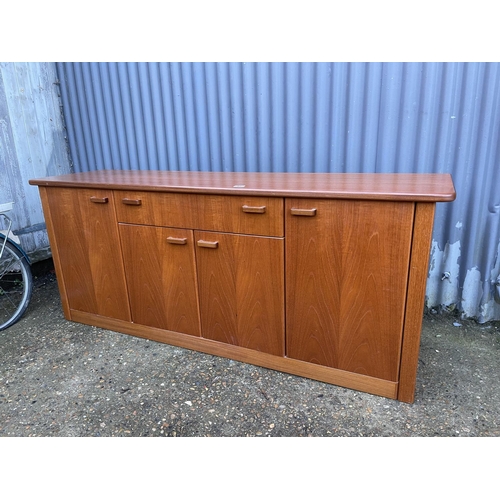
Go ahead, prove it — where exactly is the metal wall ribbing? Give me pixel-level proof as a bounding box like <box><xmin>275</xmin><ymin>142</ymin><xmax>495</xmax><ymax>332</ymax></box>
<box><xmin>55</xmin><ymin>62</ymin><xmax>500</xmax><ymax>322</ymax></box>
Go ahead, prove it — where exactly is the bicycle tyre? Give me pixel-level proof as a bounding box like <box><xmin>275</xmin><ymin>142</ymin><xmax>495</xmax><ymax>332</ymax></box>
<box><xmin>0</xmin><ymin>239</ymin><xmax>33</xmax><ymax>330</ymax></box>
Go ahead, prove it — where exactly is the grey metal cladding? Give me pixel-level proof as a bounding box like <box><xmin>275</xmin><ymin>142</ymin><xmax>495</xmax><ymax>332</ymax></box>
<box><xmin>55</xmin><ymin>62</ymin><xmax>500</xmax><ymax>322</ymax></box>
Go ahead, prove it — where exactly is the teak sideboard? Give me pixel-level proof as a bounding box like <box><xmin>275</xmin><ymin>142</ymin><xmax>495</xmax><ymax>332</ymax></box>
<box><xmin>30</xmin><ymin>171</ymin><xmax>455</xmax><ymax>403</ymax></box>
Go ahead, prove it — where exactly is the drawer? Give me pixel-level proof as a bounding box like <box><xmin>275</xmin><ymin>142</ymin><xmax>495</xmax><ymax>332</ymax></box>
<box><xmin>114</xmin><ymin>191</ymin><xmax>284</xmax><ymax>237</ymax></box>
<box><xmin>114</xmin><ymin>191</ymin><xmax>197</xmax><ymax>229</ymax></box>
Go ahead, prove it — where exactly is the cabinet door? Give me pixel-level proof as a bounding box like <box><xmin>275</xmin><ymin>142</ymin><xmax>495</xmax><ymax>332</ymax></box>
<box><xmin>119</xmin><ymin>224</ymin><xmax>201</xmax><ymax>336</ymax></box>
<box><xmin>195</xmin><ymin>231</ymin><xmax>284</xmax><ymax>356</ymax></box>
<box><xmin>286</xmin><ymin>199</ymin><xmax>414</xmax><ymax>381</ymax></box>
<box><xmin>43</xmin><ymin>187</ymin><xmax>131</xmax><ymax>321</ymax></box>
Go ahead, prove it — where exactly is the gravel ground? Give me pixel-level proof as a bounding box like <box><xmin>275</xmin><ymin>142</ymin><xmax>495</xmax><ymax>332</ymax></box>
<box><xmin>1</xmin><ymin>259</ymin><xmax>499</xmax><ymax>438</ymax></box>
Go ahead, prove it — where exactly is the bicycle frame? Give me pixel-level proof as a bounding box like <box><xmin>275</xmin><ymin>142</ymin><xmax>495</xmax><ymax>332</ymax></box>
<box><xmin>0</xmin><ymin>212</ymin><xmax>13</xmax><ymax>259</ymax></box>
<box><xmin>0</xmin><ymin>208</ymin><xmax>30</xmax><ymax>264</ymax></box>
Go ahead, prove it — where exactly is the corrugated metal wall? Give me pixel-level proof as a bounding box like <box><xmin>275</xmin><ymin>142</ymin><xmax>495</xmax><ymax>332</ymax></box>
<box><xmin>0</xmin><ymin>62</ymin><xmax>73</xmax><ymax>261</ymax></box>
<box><xmin>55</xmin><ymin>62</ymin><xmax>500</xmax><ymax>322</ymax></box>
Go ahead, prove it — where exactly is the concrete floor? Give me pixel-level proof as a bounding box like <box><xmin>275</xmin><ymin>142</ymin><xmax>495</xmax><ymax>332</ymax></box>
<box><xmin>1</xmin><ymin>260</ymin><xmax>499</xmax><ymax>437</ymax></box>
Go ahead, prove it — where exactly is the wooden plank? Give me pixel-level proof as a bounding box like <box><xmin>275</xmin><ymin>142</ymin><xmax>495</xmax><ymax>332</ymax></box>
<box><xmin>398</xmin><ymin>202</ymin><xmax>437</xmax><ymax>403</ymax></box>
<box><xmin>29</xmin><ymin>171</ymin><xmax>456</xmax><ymax>202</ymax></box>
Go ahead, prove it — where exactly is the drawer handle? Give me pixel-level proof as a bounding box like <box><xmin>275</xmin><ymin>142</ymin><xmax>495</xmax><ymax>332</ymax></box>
<box><xmin>167</xmin><ymin>237</ymin><xmax>187</xmax><ymax>245</ymax></box>
<box><xmin>90</xmin><ymin>196</ymin><xmax>108</xmax><ymax>204</ymax></box>
<box><xmin>242</xmin><ymin>205</ymin><xmax>266</xmax><ymax>214</ymax></box>
<box><xmin>122</xmin><ymin>198</ymin><xmax>142</xmax><ymax>206</ymax></box>
<box><xmin>291</xmin><ymin>208</ymin><xmax>317</xmax><ymax>217</ymax></box>
<box><xmin>197</xmin><ymin>240</ymin><xmax>219</xmax><ymax>249</ymax></box>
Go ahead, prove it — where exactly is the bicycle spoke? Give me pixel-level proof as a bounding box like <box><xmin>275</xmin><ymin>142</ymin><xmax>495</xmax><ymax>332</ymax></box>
<box><xmin>0</xmin><ymin>241</ymin><xmax>32</xmax><ymax>329</ymax></box>
<box><xmin>0</xmin><ymin>285</ymin><xmax>24</xmax><ymax>303</ymax></box>
<box><xmin>0</xmin><ymin>258</ymin><xmax>22</xmax><ymax>278</ymax></box>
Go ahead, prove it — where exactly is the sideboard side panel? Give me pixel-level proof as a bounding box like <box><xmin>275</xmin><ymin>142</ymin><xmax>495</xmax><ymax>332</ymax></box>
<box><xmin>38</xmin><ymin>186</ymin><xmax>72</xmax><ymax>319</ymax></box>
<box><xmin>398</xmin><ymin>202</ymin><xmax>436</xmax><ymax>403</ymax></box>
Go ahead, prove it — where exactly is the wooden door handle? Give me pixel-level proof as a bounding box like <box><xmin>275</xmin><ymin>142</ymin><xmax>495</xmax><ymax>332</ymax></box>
<box><xmin>242</xmin><ymin>205</ymin><xmax>266</xmax><ymax>214</ymax></box>
<box><xmin>290</xmin><ymin>208</ymin><xmax>317</xmax><ymax>217</ymax></box>
<box><xmin>197</xmin><ymin>240</ymin><xmax>219</xmax><ymax>249</ymax></box>
<box><xmin>122</xmin><ymin>198</ymin><xmax>142</xmax><ymax>206</ymax></box>
<box><xmin>90</xmin><ymin>196</ymin><xmax>109</xmax><ymax>204</ymax></box>
<box><xmin>167</xmin><ymin>237</ymin><xmax>187</xmax><ymax>245</ymax></box>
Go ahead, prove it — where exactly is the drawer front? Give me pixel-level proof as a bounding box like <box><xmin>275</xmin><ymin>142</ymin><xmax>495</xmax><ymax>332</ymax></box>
<box><xmin>114</xmin><ymin>191</ymin><xmax>283</xmax><ymax>236</ymax></box>
<box><xmin>114</xmin><ymin>191</ymin><xmax>197</xmax><ymax>229</ymax></box>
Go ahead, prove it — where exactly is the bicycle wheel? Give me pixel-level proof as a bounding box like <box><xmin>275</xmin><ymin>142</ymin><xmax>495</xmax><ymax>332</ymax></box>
<box><xmin>0</xmin><ymin>239</ymin><xmax>33</xmax><ymax>330</ymax></box>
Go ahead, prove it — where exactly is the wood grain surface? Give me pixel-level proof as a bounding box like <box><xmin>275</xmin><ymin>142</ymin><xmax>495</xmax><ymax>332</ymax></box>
<box><xmin>32</xmin><ymin>172</ymin><xmax>456</xmax><ymax>401</ymax></box>
<box><xmin>286</xmin><ymin>199</ymin><xmax>414</xmax><ymax>381</ymax></box>
<box><xmin>119</xmin><ymin>224</ymin><xmax>201</xmax><ymax>336</ymax></box>
<box><xmin>30</xmin><ymin>171</ymin><xmax>456</xmax><ymax>202</ymax></box>
<box><xmin>43</xmin><ymin>187</ymin><xmax>131</xmax><ymax>321</ymax></box>
<box><xmin>114</xmin><ymin>191</ymin><xmax>283</xmax><ymax>236</ymax></box>
<box><xmin>397</xmin><ymin>203</ymin><xmax>436</xmax><ymax>402</ymax></box>
<box><xmin>195</xmin><ymin>231</ymin><xmax>285</xmax><ymax>356</ymax></box>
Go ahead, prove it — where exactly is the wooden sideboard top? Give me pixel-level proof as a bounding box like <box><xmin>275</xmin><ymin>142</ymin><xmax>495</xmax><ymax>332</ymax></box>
<box><xmin>30</xmin><ymin>171</ymin><xmax>456</xmax><ymax>202</ymax></box>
